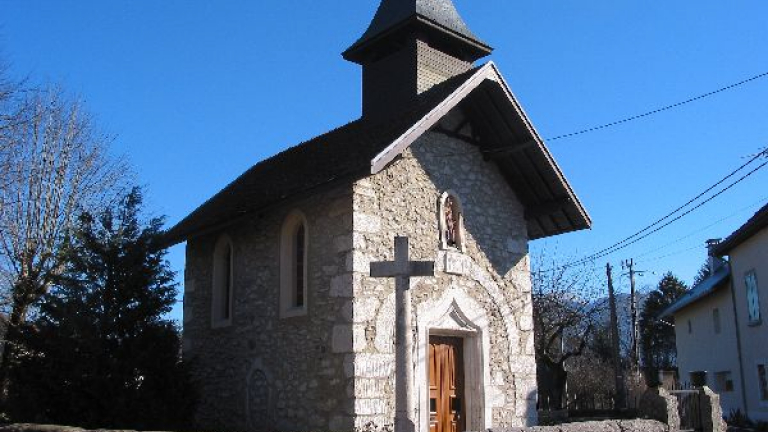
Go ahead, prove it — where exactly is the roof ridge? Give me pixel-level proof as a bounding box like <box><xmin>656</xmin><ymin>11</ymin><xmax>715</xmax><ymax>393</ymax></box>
<box><xmin>714</xmin><ymin>201</ymin><xmax>768</xmax><ymax>255</ymax></box>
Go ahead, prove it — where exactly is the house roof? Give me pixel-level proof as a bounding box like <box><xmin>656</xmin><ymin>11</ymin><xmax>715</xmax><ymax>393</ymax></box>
<box><xmin>165</xmin><ymin>62</ymin><xmax>591</xmax><ymax>246</ymax></box>
<box><xmin>713</xmin><ymin>202</ymin><xmax>768</xmax><ymax>256</ymax></box>
<box><xmin>659</xmin><ymin>264</ymin><xmax>731</xmax><ymax>318</ymax></box>
<box><xmin>343</xmin><ymin>0</ymin><xmax>492</xmax><ymax>63</ymax></box>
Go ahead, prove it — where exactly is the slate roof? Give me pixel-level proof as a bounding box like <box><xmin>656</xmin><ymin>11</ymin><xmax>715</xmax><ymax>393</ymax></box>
<box><xmin>166</xmin><ymin>62</ymin><xmax>592</xmax><ymax>245</ymax></box>
<box><xmin>659</xmin><ymin>264</ymin><xmax>731</xmax><ymax>318</ymax></box>
<box><xmin>165</xmin><ymin>68</ymin><xmax>478</xmax><ymax>246</ymax></box>
<box><xmin>343</xmin><ymin>0</ymin><xmax>492</xmax><ymax>63</ymax></box>
<box><xmin>713</xmin><ymin>202</ymin><xmax>768</xmax><ymax>256</ymax></box>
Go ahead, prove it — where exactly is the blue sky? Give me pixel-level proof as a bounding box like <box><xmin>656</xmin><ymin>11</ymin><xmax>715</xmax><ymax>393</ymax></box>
<box><xmin>2</xmin><ymin>1</ymin><xmax>767</xmax><ymax>321</ymax></box>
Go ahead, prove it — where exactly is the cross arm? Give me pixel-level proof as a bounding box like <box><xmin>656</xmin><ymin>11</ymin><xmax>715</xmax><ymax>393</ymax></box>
<box><xmin>370</xmin><ymin>261</ymin><xmax>435</xmax><ymax>278</ymax></box>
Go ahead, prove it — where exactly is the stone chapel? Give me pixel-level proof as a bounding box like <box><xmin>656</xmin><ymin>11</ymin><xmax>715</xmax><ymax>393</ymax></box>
<box><xmin>166</xmin><ymin>0</ymin><xmax>591</xmax><ymax>431</ymax></box>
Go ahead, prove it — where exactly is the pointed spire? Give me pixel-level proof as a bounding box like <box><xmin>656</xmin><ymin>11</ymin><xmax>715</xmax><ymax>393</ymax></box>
<box><xmin>343</xmin><ymin>0</ymin><xmax>492</xmax><ymax>64</ymax></box>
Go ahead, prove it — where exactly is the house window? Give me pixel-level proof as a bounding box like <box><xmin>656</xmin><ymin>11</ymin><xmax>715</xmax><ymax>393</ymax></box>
<box><xmin>690</xmin><ymin>371</ymin><xmax>707</xmax><ymax>387</ymax></box>
<box><xmin>746</xmin><ymin>271</ymin><xmax>761</xmax><ymax>325</ymax></box>
<box><xmin>212</xmin><ymin>235</ymin><xmax>234</xmax><ymax>327</ymax></box>
<box><xmin>758</xmin><ymin>364</ymin><xmax>768</xmax><ymax>401</ymax></box>
<box><xmin>688</xmin><ymin>319</ymin><xmax>692</xmax><ymax>334</ymax></box>
<box><xmin>715</xmin><ymin>371</ymin><xmax>734</xmax><ymax>392</ymax></box>
<box><xmin>713</xmin><ymin>308</ymin><xmax>721</xmax><ymax>334</ymax></box>
<box><xmin>439</xmin><ymin>191</ymin><xmax>465</xmax><ymax>252</ymax></box>
<box><xmin>280</xmin><ymin>211</ymin><xmax>308</xmax><ymax>318</ymax></box>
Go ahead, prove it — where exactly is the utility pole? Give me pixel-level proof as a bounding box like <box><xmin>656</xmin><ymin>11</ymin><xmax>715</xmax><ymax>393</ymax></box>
<box><xmin>625</xmin><ymin>259</ymin><xmax>639</xmax><ymax>370</ymax></box>
<box><xmin>607</xmin><ymin>263</ymin><xmax>626</xmax><ymax>409</ymax></box>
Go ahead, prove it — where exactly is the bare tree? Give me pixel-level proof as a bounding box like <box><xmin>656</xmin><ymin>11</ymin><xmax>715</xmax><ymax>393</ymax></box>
<box><xmin>0</xmin><ymin>82</ymin><xmax>129</xmax><ymax>405</ymax></box>
<box><xmin>0</xmin><ymin>61</ymin><xmax>27</xmax><ymax>198</ymax></box>
<box><xmin>531</xmin><ymin>254</ymin><xmax>607</xmax><ymax>410</ymax></box>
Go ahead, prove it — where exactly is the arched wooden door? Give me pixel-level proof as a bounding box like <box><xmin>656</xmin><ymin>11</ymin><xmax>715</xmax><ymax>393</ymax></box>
<box><xmin>429</xmin><ymin>336</ymin><xmax>465</xmax><ymax>432</ymax></box>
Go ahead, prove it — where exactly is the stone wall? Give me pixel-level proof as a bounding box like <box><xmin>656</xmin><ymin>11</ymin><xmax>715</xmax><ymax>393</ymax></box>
<box><xmin>183</xmin><ymin>183</ymin><xmax>355</xmax><ymax>431</ymax></box>
<box><xmin>478</xmin><ymin>419</ymin><xmax>668</xmax><ymax>432</ymax></box>
<box><xmin>0</xmin><ymin>420</ymin><xmax>669</xmax><ymax>432</ymax></box>
<box><xmin>344</xmin><ymin>108</ymin><xmax>537</xmax><ymax>430</ymax></box>
<box><xmin>699</xmin><ymin>387</ymin><xmax>726</xmax><ymax>432</ymax></box>
<box><xmin>638</xmin><ymin>387</ymin><xmax>680</xmax><ymax>431</ymax></box>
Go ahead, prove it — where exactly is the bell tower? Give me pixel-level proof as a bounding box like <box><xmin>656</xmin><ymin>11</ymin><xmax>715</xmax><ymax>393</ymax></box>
<box><xmin>344</xmin><ymin>0</ymin><xmax>492</xmax><ymax>118</ymax></box>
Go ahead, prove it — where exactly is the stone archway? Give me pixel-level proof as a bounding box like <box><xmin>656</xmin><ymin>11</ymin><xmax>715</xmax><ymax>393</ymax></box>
<box><xmin>415</xmin><ymin>288</ymin><xmax>493</xmax><ymax>432</ymax></box>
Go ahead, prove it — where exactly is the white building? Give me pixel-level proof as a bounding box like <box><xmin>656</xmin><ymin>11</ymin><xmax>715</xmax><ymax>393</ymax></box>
<box><xmin>662</xmin><ymin>203</ymin><xmax>768</xmax><ymax>420</ymax></box>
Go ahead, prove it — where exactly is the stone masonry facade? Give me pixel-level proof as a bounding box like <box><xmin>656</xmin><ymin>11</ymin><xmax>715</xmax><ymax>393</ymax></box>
<box><xmin>183</xmin><ymin>183</ymin><xmax>356</xmax><ymax>431</ymax></box>
<box><xmin>342</xmin><ymin>110</ymin><xmax>537</xmax><ymax>430</ymax></box>
<box><xmin>183</xmin><ymin>108</ymin><xmax>537</xmax><ymax>431</ymax></box>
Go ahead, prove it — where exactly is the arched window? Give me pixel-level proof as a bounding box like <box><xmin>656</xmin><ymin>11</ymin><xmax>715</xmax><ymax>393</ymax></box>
<box><xmin>212</xmin><ymin>235</ymin><xmax>234</xmax><ymax>327</ymax></box>
<box><xmin>280</xmin><ymin>211</ymin><xmax>308</xmax><ymax>318</ymax></box>
<box><xmin>439</xmin><ymin>191</ymin><xmax>465</xmax><ymax>252</ymax></box>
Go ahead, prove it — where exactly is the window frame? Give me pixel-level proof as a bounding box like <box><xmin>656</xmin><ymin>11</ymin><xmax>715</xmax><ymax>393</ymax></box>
<box><xmin>211</xmin><ymin>234</ymin><xmax>234</xmax><ymax>328</ymax></box>
<box><xmin>757</xmin><ymin>362</ymin><xmax>768</xmax><ymax>403</ymax></box>
<box><xmin>713</xmin><ymin>308</ymin><xmax>721</xmax><ymax>334</ymax></box>
<box><xmin>714</xmin><ymin>371</ymin><xmax>734</xmax><ymax>393</ymax></box>
<box><xmin>746</xmin><ymin>270</ymin><xmax>761</xmax><ymax>326</ymax></box>
<box><xmin>280</xmin><ymin>210</ymin><xmax>309</xmax><ymax>319</ymax></box>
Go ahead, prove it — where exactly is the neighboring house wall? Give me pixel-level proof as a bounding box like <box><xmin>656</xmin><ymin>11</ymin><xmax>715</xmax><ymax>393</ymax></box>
<box><xmin>345</xmin><ymin>116</ymin><xmax>537</xmax><ymax>430</ymax></box>
<box><xmin>183</xmin><ymin>183</ymin><xmax>355</xmax><ymax>431</ymax></box>
<box><xmin>674</xmin><ymin>283</ymin><xmax>743</xmax><ymax>415</ymax></box>
<box><xmin>729</xmin><ymin>227</ymin><xmax>768</xmax><ymax>421</ymax></box>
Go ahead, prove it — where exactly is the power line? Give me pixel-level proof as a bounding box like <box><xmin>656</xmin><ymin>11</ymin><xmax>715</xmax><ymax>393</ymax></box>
<box><xmin>637</xmin><ymin>244</ymin><xmax>709</xmax><ymax>266</ymax></box>
<box><xmin>550</xmin><ymin>148</ymin><xmax>768</xmax><ymax>271</ymax></box>
<box><xmin>632</xmin><ymin>195</ymin><xmax>768</xmax><ymax>260</ymax></box>
<box><xmin>587</xmin><ymin>159</ymin><xmax>767</xmax><ymax>264</ymax></box>
<box><xmin>547</xmin><ymin>70</ymin><xmax>768</xmax><ymax>142</ymax></box>
<box><xmin>424</xmin><ymin>70</ymin><xmax>768</xmax><ymax>160</ymax></box>
<box><xmin>589</xmin><ymin>149</ymin><xmax>768</xmax><ymax>259</ymax></box>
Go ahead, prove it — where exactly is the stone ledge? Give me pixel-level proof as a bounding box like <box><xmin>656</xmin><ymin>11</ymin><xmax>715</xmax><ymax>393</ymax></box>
<box><xmin>474</xmin><ymin>419</ymin><xmax>667</xmax><ymax>432</ymax></box>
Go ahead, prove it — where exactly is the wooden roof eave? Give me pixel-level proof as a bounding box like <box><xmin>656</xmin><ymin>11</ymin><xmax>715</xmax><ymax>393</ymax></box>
<box><xmin>370</xmin><ymin>62</ymin><xmax>592</xmax><ymax>239</ymax></box>
<box><xmin>482</xmin><ymin>63</ymin><xmax>592</xmax><ymax>234</ymax></box>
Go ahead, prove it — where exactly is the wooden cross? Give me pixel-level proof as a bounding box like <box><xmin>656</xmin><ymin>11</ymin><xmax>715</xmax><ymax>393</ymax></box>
<box><xmin>370</xmin><ymin>237</ymin><xmax>435</xmax><ymax>432</ymax></box>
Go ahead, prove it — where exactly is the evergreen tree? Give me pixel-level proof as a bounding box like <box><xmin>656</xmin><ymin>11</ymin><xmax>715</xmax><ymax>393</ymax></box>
<box><xmin>692</xmin><ymin>262</ymin><xmax>712</xmax><ymax>287</ymax></box>
<box><xmin>11</xmin><ymin>188</ymin><xmax>195</xmax><ymax>429</ymax></box>
<box><xmin>639</xmin><ymin>272</ymin><xmax>688</xmax><ymax>385</ymax></box>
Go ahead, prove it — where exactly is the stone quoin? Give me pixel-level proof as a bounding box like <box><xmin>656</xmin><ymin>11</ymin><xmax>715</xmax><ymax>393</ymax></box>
<box><xmin>166</xmin><ymin>0</ymin><xmax>591</xmax><ymax>431</ymax></box>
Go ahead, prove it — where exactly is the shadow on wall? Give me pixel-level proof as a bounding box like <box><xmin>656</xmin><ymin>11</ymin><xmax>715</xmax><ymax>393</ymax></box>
<box><xmin>412</xmin><ymin>131</ymin><xmax>527</xmax><ymax>278</ymax></box>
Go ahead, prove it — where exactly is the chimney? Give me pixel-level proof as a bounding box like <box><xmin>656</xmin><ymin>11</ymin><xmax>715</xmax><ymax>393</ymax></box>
<box><xmin>343</xmin><ymin>0</ymin><xmax>493</xmax><ymax>118</ymax></box>
<box><xmin>706</xmin><ymin>239</ymin><xmax>724</xmax><ymax>274</ymax></box>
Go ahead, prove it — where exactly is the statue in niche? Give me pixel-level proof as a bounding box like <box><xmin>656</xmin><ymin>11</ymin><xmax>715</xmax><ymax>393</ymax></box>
<box><xmin>443</xmin><ymin>195</ymin><xmax>463</xmax><ymax>250</ymax></box>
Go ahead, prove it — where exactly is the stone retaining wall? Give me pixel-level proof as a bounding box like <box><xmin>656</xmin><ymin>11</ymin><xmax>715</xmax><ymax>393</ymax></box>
<box><xmin>0</xmin><ymin>419</ymin><xmax>668</xmax><ymax>432</ymax></box>
<box><xmin>476</xmin><ymin>419</ymin><xmax>668</xmax><ymax>432</ymax></box>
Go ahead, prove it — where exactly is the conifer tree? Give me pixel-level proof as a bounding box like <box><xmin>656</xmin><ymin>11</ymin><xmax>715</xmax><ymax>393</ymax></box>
<box><xmin>639</xmin><ymin>272</ymin><xmax>688</xmax><ymax>385</ymax></box>
<box><xmin>11</xmin><ymin>188</ymin><xmax>195</xmax><ymax>429</ymax></box>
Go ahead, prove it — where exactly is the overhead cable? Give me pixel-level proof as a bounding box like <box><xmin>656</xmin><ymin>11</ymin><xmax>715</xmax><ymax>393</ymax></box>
<box><xmin>547</xmin><ymin>70</ymin><xmax>768</xmax><ymax>142</ymax></box>
<box><xmin>547</xmin><ymin>148</ymin><xmax>768</xmax><ymax>271</ymax></box>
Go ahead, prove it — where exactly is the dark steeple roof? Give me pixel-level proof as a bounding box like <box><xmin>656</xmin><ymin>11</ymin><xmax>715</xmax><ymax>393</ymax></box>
<box><xmin>343</xmin><ymin>0</ymin><xmax>492</xmax><ymax>63</ymax></box>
